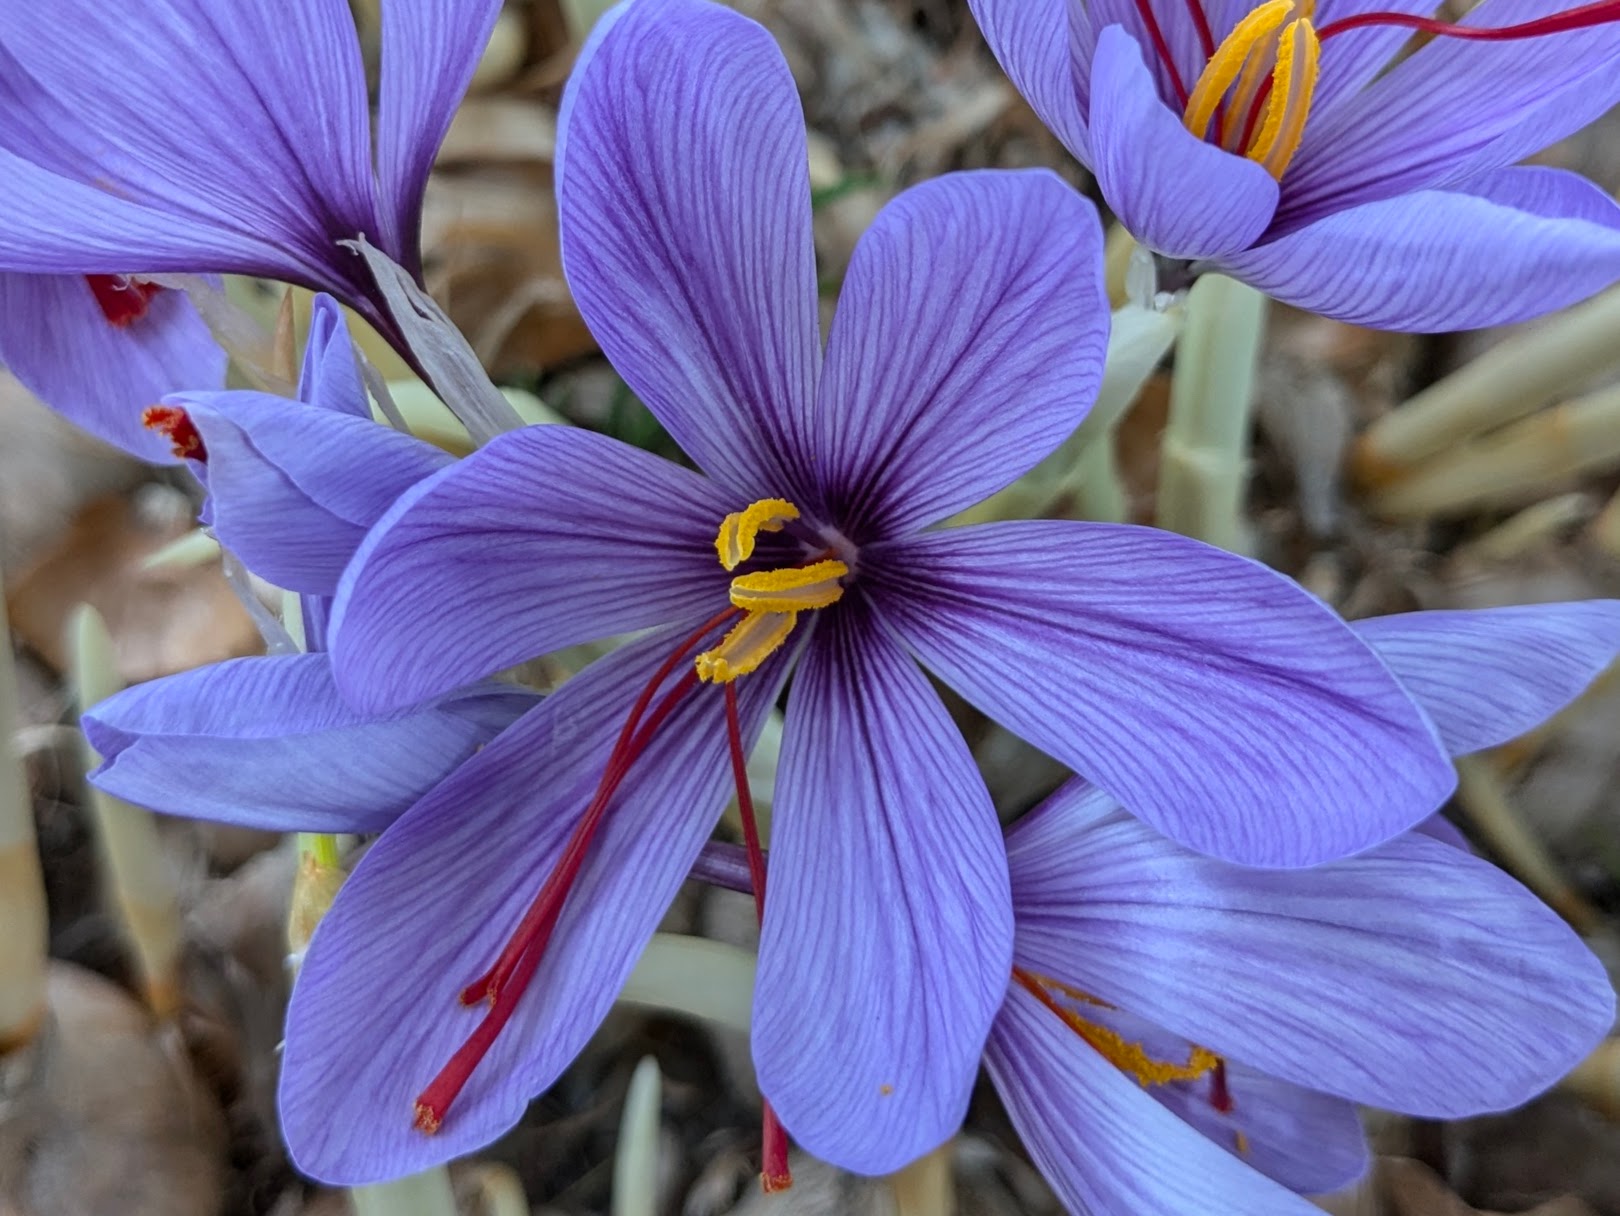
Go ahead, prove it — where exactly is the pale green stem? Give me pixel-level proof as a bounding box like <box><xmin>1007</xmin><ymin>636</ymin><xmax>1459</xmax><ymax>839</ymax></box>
<box><xmin>1071</xmin><ymin>441</ymin><xmax>1128</xmax><ymax>523</ymax></box>
<box><xmin>349</xmin><ymin>1170</ymin><xmax>459</xmax><ymax>1216</ymax></box>
<box><xmin>617</xmin><ymin>933</ymin><xmax>756</xmax><ymax>1033</ymax></box>
<box><xmin>887</xmin><ymin>1144</ymin><xmax>955</xmax><ymax>1216</ymax></box>
<box><xmin>71</xmin><ymin>603</ymin><xmax>185</xmax><ymax>1018</ymax></box>
<box><xmin>0</xmin><ymin>591</ymin><xmax>47</xmax><ymax>1051</ymax></box>
<box><xmin>612</xmin><ymin>1056</ymin><xmax>664</xmax><ymax>1216</ymax></box>
<box><xmin>140</xmin><ymin>527</ymin><xmax>222</xmax><ymax>572</ymax></box>
<box><xmin>1156</xmin><ymin>274</ymin><xmax>1267</xmax><ymax>551</ymax></box>
<box><xmin>1367</xmin><ymin>382</ymin><xmax>1620</xmax><ymax>520</ymax></box>
<box><xmin>1357</xmin><ymin>284</ymin><xmax>1620</xmax><ymax>482</ymax></box>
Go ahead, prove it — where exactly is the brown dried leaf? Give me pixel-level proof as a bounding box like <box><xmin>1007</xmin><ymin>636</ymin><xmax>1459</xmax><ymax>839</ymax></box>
<box><xmin>5</xmin><ymin>494</ymin><xmax>259</xmax><ymax>681</ymax></box>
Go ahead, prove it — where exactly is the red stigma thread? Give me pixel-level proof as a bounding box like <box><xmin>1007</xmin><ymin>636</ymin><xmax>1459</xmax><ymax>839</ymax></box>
<box><xmin>1209</xmin><ymin>1058</ymin><xmax>1234</xmax><ymax>1113</ymax></box>
<box><xmin>1134</xmin><ymin>0</ymin><xmax>1193</xmax><ymax>106</ymax></box>
<box><xmin>723</xmin><ymin>684</ymin><xmax>793</xmax><ymax>1193</ymax></box>
<box><xmin>141</xmin><ymin>406</ymin><xmax>207</xmax><ymax>462</ymax></box>
<box><xmin>412</xmin><ymin>608</ymin><xmax>741</xmax><ymax>1136</ymax></box>
<box><xmin>86</xmin><ymin>274</ymin><xmax>161</xmax><ymax>328</ymax></box>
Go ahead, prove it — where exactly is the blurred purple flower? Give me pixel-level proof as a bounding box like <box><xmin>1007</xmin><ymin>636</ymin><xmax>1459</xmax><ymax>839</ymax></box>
<box><xmin>275</xmin><ymin>0</ymin><xmax>1455</xmax><ymax>1185</ymax></box>
<box><xmin>84</xmin><ymin>295</ymin><xmax>528</xmax><ymax>837</ymax></box>
<box><xmin>968</xmin><ymin>0</ymin><xmax>1620</xmax><ymax>329</ymax></box>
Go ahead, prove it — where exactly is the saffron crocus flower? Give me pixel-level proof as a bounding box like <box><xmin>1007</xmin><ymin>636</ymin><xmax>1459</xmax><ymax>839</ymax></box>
<box><xmin>0</xmin><ymin>271</ymin><xmax>225</xmax><ymax>463</ymax></box>
<box><xmin>276</xmin><ymin>0</ymin><xmax>1453</xmax><ymax>1185</ymax></box>
<box><xmin>989</xmin><ymin>599</ymin><xmax>1620</xmax><ymax>1210</ymax></box>
<box><xmin>968</xmin><ymin>0</ymin><xmax>1620</xmax><ymax>330</ymax></box>
<box><xmin>84</xmin><ymin>295</ymin><xmax>531</xmax><ymax>832</ymax></box>
<box><xmin>0</xmin><ymin>0</ymin><xmax>501</xmax><ymax>344</ymax></box>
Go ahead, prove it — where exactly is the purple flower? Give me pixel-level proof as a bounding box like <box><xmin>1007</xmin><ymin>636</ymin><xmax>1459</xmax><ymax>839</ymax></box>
<box><xmin>0</xmin><ymin>272</ymin><xmax>225</xmax><ymax>462</ymax></box>
<box><xmin>273</xmin><ymin>0</ymin><xmax>1456</xmax><ymax>1185</ymax></box>
<box><xmin>83</xmin><ymin>295</ymin><xmax>525</xmax><ymax>834</ymax></box>
<box><xmin>968</xmin><ymin>0</ymin><xmax>1620</xmax><ymax>330</ymax></box>
<box><xmin>0</xmin><ymin>0</ymin><xmax>501</xmax><ymax>338</ymax></box>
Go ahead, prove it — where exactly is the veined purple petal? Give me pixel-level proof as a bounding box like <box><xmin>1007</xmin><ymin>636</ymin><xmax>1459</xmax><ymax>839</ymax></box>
<box><xmin>298</xmin><ymin>294</ymin><xmax>369</xmax><ymax>418</ymax></box>
<box><xmin>556</xmin><ymin>0</ymin><xmax>819</xmax><ymax>500</ymax></box>
<box><xmin>83</xmin><ymin>654</ymin><xmax>536</xmax><ymax>834</ymax></box>
<box><xmin>870</xmin><ymin>521</ymin><xmax>1453</xmax><ymax>867</ymax></box>
<box><xmin>0</xmin><ymin>272</ymin><xmax>224</xmax><ymax>463</ymax></box>
<box><xmin>1227</xmin><ymin>167</ymin><xmax>1620</xmax><ymax>331</ymax></box>
<box><xmin>174</xmin><ymin>393</ymin><xmax>452</xmax><ymax>595</ymax></box>
<box><xmin>1281</xmin><ymin>0</ymin><xmax>1620</xmax><ymax>222</ymax></box>
<box><xmin>1007</xmin><ymin>784</ymin><xmax>1615</xmax><ymax>1117</ymax></box>
<box><xmin>0</xmin><ymin>1</ymin><xmax>378</xmax><ymax>283</ymax></box>
<box><xmin>1354</xmin><ymin>601</ymin><xmax>1620</xmax><ymax>755</ymax></box>
<box><xmin>376</xmin><ymin>0</ymin><xmax>505</xmax><ymax>271</ymax></box>
<box><xmin>1088</xmin><ymin>25</ymin><xmax>1278</xmax><ymax>260</ymax></box>
<box><xmin>754</xmin><ymin>603</ymin><xmax>1011</xmax><ymax>1174</ymax></box>
<box><xmin>330</xmin><ymin>425</ymin><xmax>731</xmax><ymax>712</ymax></box>
<box><xmin>1307</xmin><ymin>0</ymin><xmax>1440</xmax><ymax>118</ymax></box>
<box><xmin>965</xmin><ymin>0</ymin><xmax>1092</xmax><ymax>161</ymax></box>
<box><xmin>1086</xmin><ymin>1</ymin><xmax>1205</xmax><ymax>104</ymax></box>
<box><xmin>986</xmin><ymin>983</ymin><xmax>1324</xmax><ymax>1216</ymax></box>
<box><xmin>281</xmin><ymin>626</ymin><xmax>789</xmax><ymax>1183</ymax></box>
<box><xmin>812</xmin><ymin>171</ymin><xmax>1108</xmax><ymax>540</ymax></box>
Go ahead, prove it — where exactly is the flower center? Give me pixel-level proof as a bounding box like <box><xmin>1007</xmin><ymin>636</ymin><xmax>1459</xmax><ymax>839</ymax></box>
<box><xmin>86</xmin><ymin>274</ymin><xmax>162</xmax><ymax>328</ymax></box>
<box><xmin>141</xmin><ymin>404</ymin><xmax>207</xmax><ymax>461</ymax></box>
<box><xmin>695</xmin><ymin>498</ymin><xmax>848</xmax><ymax>684</ymax></box>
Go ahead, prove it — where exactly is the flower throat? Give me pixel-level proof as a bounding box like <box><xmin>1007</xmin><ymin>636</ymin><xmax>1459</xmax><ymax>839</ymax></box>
<box><xmin>1130</xmin><ymin>0</ymin><xmax>1620</xmax><ymax>180</ymax></box>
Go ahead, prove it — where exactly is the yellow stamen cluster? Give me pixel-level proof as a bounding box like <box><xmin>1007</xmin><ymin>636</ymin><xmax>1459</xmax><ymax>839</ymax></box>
<box><xmin>1183</xmin><ymin>0</ymin><xmax>1320</xmax><ymax>179</ymax></box>
<box><xmin>1018</xmin><ymin>971</ymin><xmax>1220</xmax><ymax>1089</ymax></box>
<box><xmin>698</xmin><ymin>499</ymin><xmax>847</xmax><ymax>684</ymax></box>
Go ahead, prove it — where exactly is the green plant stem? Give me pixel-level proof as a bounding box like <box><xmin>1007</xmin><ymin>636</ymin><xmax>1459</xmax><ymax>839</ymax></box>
<box><xmin>612</xmin><ymin>1056</ymin><xmax>663</xmax><ymax>1216</ymax></box>
<box><xmin>348</xmin><ymin>1170</ymin><xmax>459</xmax><ymax>1216</ymax></box>
<box><xmin>887</xmin><ymin>1143</ymin><xmax>955</xmax><ymax>1216</ymax></box>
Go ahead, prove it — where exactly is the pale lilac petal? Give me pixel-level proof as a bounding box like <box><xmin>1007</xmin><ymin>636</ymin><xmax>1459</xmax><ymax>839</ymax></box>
<box><xmin>0</xmin><ymin>1</ymin><xmax>378</xmax><ymax>283</ymax></box>
<box><xmin>330</xmin><ymin>425</ymin><xmax>731</xmax><ymax>712</ymax></box>
<box><xmin>83</xmin><ymin>654</ymin><xmax>536</xmax><ymax>833</ymax></box>
<box><xmin>376</xmin><ymin>0</ymin><xmax>505</xmax><ymax>269</ymax></box>
<box><xmin>1007</xmin><ymin>785</ymin><xmax>1615</xmax><ymax>1116</ymax></box>
<box><xmin>986</xmin><ymin>983</ymin><xmax>1323</xmax><ymax>1216</ymax></box>
<box><xmin>0</xmin><ymin>272</ymin><xmax>224</xmax><ymax>462</ymax></box>
<box><xmin>965</xmin><ymin>0</ymin><xmax>1092</xmax><ymax>160</ymax></box>
<box><xmin>1416</xmin><ymin>813</ymin><xmax>1471</xmax><ymax>850</ymax></box>
<box><xmin>1089</xmin><ymin>26</ymin><xmax>1278</xmax><ymax>260</ymax></box>
<box><xmin>297</xmin><ymin>294</ymin><xmax>369</xmax><ymax>417</ymax></box>
<box><xmin>1228</xmin><ymin>168</ymin><xmax>1620</xmax><ymax>331</ymax></box>
<box><xmin>556</xmin><ymin>0</ymin><xmax>819</xmax><ymax>499</ymax></box>
<box><xmin>1283</xmin><ymin>0</ymin><xmax>1620</xmax><ymax>220</ymax></box>
<box><xmin>870</xmin><ymin>521</ymin><xmax>1453</xmax><ymax>867</ymax></box>
<box><xmin>174</xmin><ymin>392</ymin><xmax>452</xmax><ymax>594</ymax></box>
<box><xmin>1085</xmin><ymin>4</ymin><xmax>1204</xmax><ymax>104</ymax></box>
<box><xmin>1354</xmin><ymin>601</ymin><xmax>1620</xmax><ymax>755</ymax></box>
<box><xmin>754</xmin><ymin>604</ymin><xmax>1011</xmax><ymax>1174</ymax></box>
<box><xmin>811</xmin><ymin>171</ymin><xmax>1107</xmax><ymax>538</ymax></box>
<box><xmin>1307</xmin><ymin>0</ymin><xmax>1439</xmax><ymax>117</ymax></box>
<box><xmin>281</xmin><ymin>626</ymin><xmax>790</xmax><ymax>1183</ymax></box>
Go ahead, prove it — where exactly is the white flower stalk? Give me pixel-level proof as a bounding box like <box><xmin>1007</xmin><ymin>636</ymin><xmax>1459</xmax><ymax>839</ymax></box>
<box><xmin>887</xmin><ymin>1143</ymin><xmax>956</xmax><ymax>1216</ymax></box>
<box><xmin>71</xmin><ymin>603</ymin><xmax>185</xmax><ymax>1018</ymax></box>
<box><xmin>0</xmin><ymin>592</ymin><xmax>47</xmax><ymax>1052</ymax></box>
<box><xmin>612</xmin><ymin>1056</ymin><xmax>664</xmax><ymax>1216</ymax></box>
<box><xmin>1156</xmin><ymin>273</ymin><xmax>1267</xmax><ymax>552</ymax></box>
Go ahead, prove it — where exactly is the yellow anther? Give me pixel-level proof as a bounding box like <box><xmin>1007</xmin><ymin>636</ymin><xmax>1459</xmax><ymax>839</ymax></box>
<box><xmin>1017</xmin><ymin>970</ymin><xmax>1219</xmax><ymax>1089</ymax></box>
<box><xmin>1183</xmin><ymin>0</ymin><xmax>1294</xmax><ymax>140</ymax></box>
<box><xmin>696</xmin><ymin>611</ymin><xmax>799</xmax><ymax>684</ymax></box>
<box><xmin>715</xmin><ymin>498</ymin><xmax>800</xmax><ymax>571</ymax></box>
<box><xmin>1248</xmin><ymin>18</ymin><xmax>1319</xmax><ymax>179</ymax></box>
<box><xmin>728</xmin><ymin>559</ymin><xmax>848</xmax><ymax>613</ymax></box>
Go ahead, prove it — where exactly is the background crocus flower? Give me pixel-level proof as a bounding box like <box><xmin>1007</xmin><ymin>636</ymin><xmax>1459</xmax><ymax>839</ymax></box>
<box><xmin>968</xmin><ymin>0</ymin><xmax>1620</xmax><ymax>329</ymax></box>
<box><xmin>985</xmin><ymin>600</ymin><xmax>1620</xmax><ymax>1210</ymax></box>
<box><xmin>83</xmin><ymin>295</ymin><xmax>526</xmax><ymax>834</ymax></box>
<box><xmin>0</xmin><ymin>271</ymin><xmax>225</xmax><ymax>463</ymax></box>
<box><xmin>279</xmin><ymin>0</ymin><xmax>1453</xmax><ymax>1185</ymax></box>
<box><xmin>0</xmin><ymin>0</ymin><xmax>501</xmax><ymax>342</ymax></box>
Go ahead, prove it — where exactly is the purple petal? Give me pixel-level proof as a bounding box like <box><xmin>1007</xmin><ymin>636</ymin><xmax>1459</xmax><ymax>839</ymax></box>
<box><xmin>0</xmin><ymin>272</ymin><xmax>224</xmax><ymax>462</ymax></box>
<box><xmin>753</xmin><ymin>603</ymin><xmax>1011</xmax><ymax>1174</ymax></box>
<box><xmin>0</xmin><ymin>0</ymin><xmax>378</xmax><ymax>284</ymax></box>
<box><xmin>173</xmin><ymin>392</ymin><xmax>452</xmax><ymax>594</ymax></box>
<box><xmin>1007</xmin><ymin>784</ymin><xmax>1615</xmax><ymax>1116</ymax></box>
<box><xmin>1354</xmin><ymin>601</ymin><xmax>1620</xmax><ymax>755</ymax></box>
<box><xmin>280</xmin><ymin>626</ymin><xmax>790</xmax><ymax>1183</ymax></box>
<box><xmin>1307</xmin><ymin>0</ymin><xmax>1439</xmax><ymax>118</ymax></box>
<box><xmin>1229</xmin><ymin>167</ymin><xmax>1620</xmax><ymax>331</ymax></box>
<box><xmin>870</xmin><ymin>521</ymin><xmax>1453</xmax><ymax>867</ymax></box>
<box><xmin>375</xmin><ymin>0</ymin><xmax>504</xmax><ymax>271</ymax></box>
<box><xmin>83</xmin><ymin>654</ymin><xmax>536</xmax><ymax>833</ymax></box>
<box><xmin>556</xmin><ymin>0</ymin><xmax>819</xmax><ymax>500</ymax></box>
<box><xmin>1088</xmin><ymin>25</ymin><xmax>1278</xmax><ymax>260</ymax></box>
<box><xmin>985</xmin><ymin>982</ymin><xmax>1324</xmax><ymax>1215</ymax></box>
<box><xmin>965</xmin><ymin>0</ymin><xmax>1092</xmax><ymax>160</ymax></box>
<box><xmin>298</xmin><ymin>294</ymin><xmax>369</xmax><ymax>417</ymax></box>
<box><xmin>811</xmin><ymin>170</ymin><xmax>1108</xmax><ymax>539</ymax></box>
<box><xmin>1085</xmin><ymin>3</ymin><xmax>1205</xmax><ymax>105</ymax></box>
<box><xmin>330</xmin><ymin>425</ymin><xmax>731</xmax><ymax>712</ymax></box>
<box><xmin>1282</xmin><ymin>0</ymin><xmax>1620</xmax><ymax>221</ymax></box>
